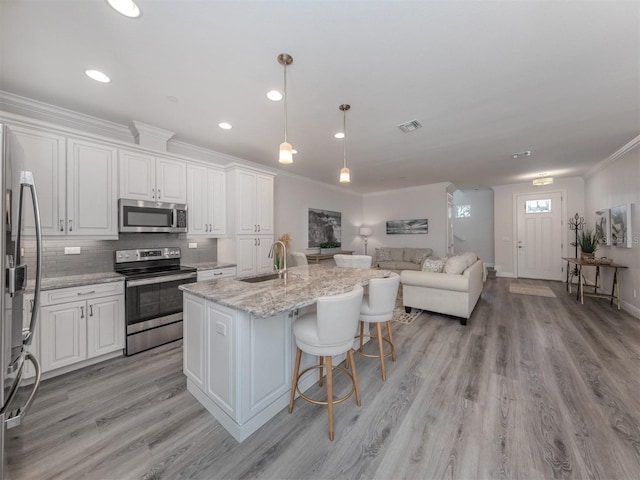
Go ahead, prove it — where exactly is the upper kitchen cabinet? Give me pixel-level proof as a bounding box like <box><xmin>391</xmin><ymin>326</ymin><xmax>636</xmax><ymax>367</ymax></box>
<box><xmin>187</xmin><ymin>163</ymin><xmax>226</xmax><ymax>237</ymax></box>
<box><xmin>66</xmin><ymin>138</ymin><xmax>118</xmax><ymax>237</ymax></box>
<box><xmin>226</xmin><ymin>166</ymin><xmax>274</xmax><ymax>235</ymax></box>
<box><xmin>119</xmin><ymin>149</ymin><xmax>187</xmax><ymax>204</ymax></box>
<box><xmin>6</xmin><ymin>125</ymin><xmax>66</xmax><ymax>236</ymax></box>
<box><xmin>6</xmin><ymin>126</ymin><xmax>118</xmax><ymax>238</ymax></box>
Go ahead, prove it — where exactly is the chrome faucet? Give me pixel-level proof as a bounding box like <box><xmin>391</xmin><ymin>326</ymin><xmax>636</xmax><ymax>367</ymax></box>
<box><xmin>268</xmin><ymin>240</ymin><xmax>287</xmax><ymax>279</ymax></box>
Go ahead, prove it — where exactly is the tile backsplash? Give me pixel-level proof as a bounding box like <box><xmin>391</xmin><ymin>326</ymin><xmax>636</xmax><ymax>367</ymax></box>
<box><xmin>20</xmin><ymin>234</ymin><xmax>217</xmax><ymax>279</ymax></box>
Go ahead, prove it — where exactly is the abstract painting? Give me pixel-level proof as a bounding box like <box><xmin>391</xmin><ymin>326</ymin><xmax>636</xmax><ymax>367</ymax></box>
<box><xmin>595</xmin><ymin>208</ymin><xmax>611</xmax><ymax>246</ymax></box>
<box><xmin>610</xmin><ymin>203</ymin><xmax>632</xmax><ymax>248</ymax></box>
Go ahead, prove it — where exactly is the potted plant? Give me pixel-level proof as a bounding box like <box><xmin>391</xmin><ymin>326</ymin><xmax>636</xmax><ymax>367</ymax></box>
<box><xmin>319</xmin><ymin>241</ymin><xmax>341</xmax><ymax>255</ymax></box>
<box><xmin>578</xmin><ymin>229</ymin><xmax>600</xmax><ymax>260</ymax></box>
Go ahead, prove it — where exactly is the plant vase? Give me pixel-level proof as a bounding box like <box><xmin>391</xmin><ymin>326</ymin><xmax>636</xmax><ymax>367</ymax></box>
<box><xmin>320</xmin><ymin>247</ymin><xmax>341</xmax><ymax>255</ymax></box>
<box><xmin>580</xmin><ymin>251</ymin><xmax>595</xmax><ymax>261</ymax></box>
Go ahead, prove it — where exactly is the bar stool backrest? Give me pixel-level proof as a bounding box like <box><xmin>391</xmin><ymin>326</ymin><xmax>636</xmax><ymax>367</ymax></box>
<box><xmin>316</xmin><ymin>285</ymin><xmax>364</xmax><ymax>345</ymax></box>
<box><xmin>366</xmin><ymin>274</ymin><xmax>400</xmax><ymax>313</ymax></box>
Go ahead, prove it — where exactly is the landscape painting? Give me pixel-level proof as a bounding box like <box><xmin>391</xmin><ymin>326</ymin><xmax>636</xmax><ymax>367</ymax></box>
<box><xmin>386</xmin><ymin>218</ymin><xmax>428</xmax><ymax>235</ymax></box>
<box><xmin>308</xmin><ymin>208</ymin><xmax>342</xmax><ymax>247</ymax></box>
<box><xmin>610</xmin><ymin>203</ymin><xmax>632</xmax><ymax>248</ymax></box>
<box><xmin>595</xmin><ymin>208</ymin><xmax>611</xmax><ymax>246</ymax></box>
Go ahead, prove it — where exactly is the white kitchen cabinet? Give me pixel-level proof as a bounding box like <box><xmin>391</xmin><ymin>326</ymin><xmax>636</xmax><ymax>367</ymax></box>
<box><xmin>196</xmin><ymin>266</ymin><xmax>236</xmax><ymax>282</ymax></box>
<box><xmin>39</xmin><ymin>282</ymin><xmax>124</xmax><ymax>373</ymax></box>
<box><xmin>236</xmin><ymin>236</ymin><xmax>274</xmax><ymax>277</ymax></box>
<box><xmin>66</xmin><ymin>138</ymin><xmax>118</xmax><ymax>236</ymax></box>
<box><xmin>6</xmin><ymin>126</ymin><xmax>118</xmax><ymax>238</ymax></box>
<box><xmin>119</xmin><ymin>149</ymin><xmax>187</xmax><ymax>203</ymax></box>
<box><xmin>6</xmin><ymin>125</ymin><xmax>66</xmax><ymax>237</ymax></box>
<box><xmin>187</xmin><ymin>163</ymin><xmax>226</xmax><ymax>237</ymax></box>
<box><xmin>226</xmin><ymin>166</ymin><xmax>274</xmax><ymax>235</ymax></box>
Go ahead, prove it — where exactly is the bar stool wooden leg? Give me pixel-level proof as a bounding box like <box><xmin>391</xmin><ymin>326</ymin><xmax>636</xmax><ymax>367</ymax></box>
<box><xmin>376</xmin><ymin>322</ymin><xmax>386</xmax><ymax>381</ymax></box>
<box><xmin>289</xmin><ymin>347</ymin><xmax>302</xmax><ymax>413</ymax></box>
<box><xmin>359</xmin><ymin>321</ymin><xmax>364</xmax><ymax>352</ymax></box>
<box><xmin>386</xmin><ymin>320</ymin><xmax>396</xmax><ymax>361</ymax></box>
<box><xmin>326</xmin><ymin>355</ymin><xmax>334</xmax><ymax>441</ymax></box>
<box><xmin>318</xmin><ymin>356</ymin><xmax>324</xmax><ymax>387</ymax></box>
<box><xmin>347</xmin><ymin>349</ymin><xmax>361</xmax><ymax>406</ymax></box>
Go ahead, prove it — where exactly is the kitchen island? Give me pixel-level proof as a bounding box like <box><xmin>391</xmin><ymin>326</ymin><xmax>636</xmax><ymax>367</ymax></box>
<box><xmin>180</xmin><ymin>264</ymin><xmax>386</xmax><ymax>442</ymax></box>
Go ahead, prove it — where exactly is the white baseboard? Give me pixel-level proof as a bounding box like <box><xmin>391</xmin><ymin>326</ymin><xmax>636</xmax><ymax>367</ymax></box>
<box><xmin>496</xmin><ymin>272</ymin><xmax>515</xmax><ymax>278</ymax></box>
<box><xmin>621</xmin><ymin>300</ymin><xmax>640</xmax><ymax>319</ymax></box>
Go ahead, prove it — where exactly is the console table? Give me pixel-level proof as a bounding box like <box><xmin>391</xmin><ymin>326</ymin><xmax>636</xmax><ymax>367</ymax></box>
<box><xmin>305</xmin><ymin>250</ymin><xmax>354</xmax><ymax>264</ymax></box>
<box><xmin>563</xmin><ymin>257</ymin><xmax>627</xmax><ymax>309</ymax></box>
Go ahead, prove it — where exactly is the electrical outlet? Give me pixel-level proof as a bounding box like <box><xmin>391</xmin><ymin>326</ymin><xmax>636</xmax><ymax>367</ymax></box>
<box><xmin>64</xmin><ymin>247</ymin><xmax>81</xmax><ymax>255</ymax></box>
<box><xmin>188</xmin><ymin>243</ymin><xmax>198</xmax><ymax>249</ymax></box>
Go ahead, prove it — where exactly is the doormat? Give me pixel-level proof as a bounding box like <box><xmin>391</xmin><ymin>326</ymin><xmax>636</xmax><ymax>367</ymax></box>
<box><xmin>509</xmin><ymin>283</ymin><xmax>557</xmax><ymax>298</ymax></box>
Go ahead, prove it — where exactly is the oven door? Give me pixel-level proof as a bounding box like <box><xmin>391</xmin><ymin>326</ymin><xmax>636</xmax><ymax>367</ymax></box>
<box><xmin>125</xmin><ymin>272</ymin><xmax>197</xmax><ymax>334</ymax></box>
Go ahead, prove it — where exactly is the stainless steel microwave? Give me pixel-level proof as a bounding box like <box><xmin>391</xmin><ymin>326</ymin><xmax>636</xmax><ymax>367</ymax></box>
<box><xmin>118</xmin><ymin>199</ymin><xmax>188</xmax><ymax>233</ymax></box>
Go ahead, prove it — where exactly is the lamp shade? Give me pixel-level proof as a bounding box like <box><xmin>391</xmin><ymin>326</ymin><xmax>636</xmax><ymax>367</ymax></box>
<box><xmin>359</xmin><ymin>227</ymin><xmax>372</xmax><ymax>236</ymax></box>
<box><xmin>339</xmin><ymin>167</ymin><xmax>350</xmax><ymax>183</ymax></box>
<box><xmin>279</xmin><ymin>142</ymin><xmax>293</xmax><ymax>164</ymax></box>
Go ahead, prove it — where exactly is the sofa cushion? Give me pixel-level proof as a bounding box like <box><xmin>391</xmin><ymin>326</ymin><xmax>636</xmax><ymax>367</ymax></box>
<box><xmin>422</xmin><ymin>258</ymin><xmax>446</xmax><ymax>273</ymax></box>
<box><xmin>412</xmin><ymin>249</ymin><xmax>432</xmax><ymax>265</ymax></box>
<box><xmin>390</xmin><ymin>248</ymin><xmax>404</xmax><ymax>262</ymax></box>
<box><xmin>375</xmin><ymin>248</ymin><xmax>392</xmax><ymax>262</ymax></box>
<box><xmin>377</xmin><ymin>261</ymin><xmax>421</xmax><ymax>271</ymax></box>
<box><xmin>443</xmin><ymin>252</ymin><xmax>478</xmax><ymax>275</ymax></box>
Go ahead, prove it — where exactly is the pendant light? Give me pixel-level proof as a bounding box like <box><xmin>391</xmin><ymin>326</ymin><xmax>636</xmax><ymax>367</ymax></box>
<box><xmin>339</xmin><ymin>104</ymin><xmax>351</xmax><ymax>183</ymax></box>
<box><xmin>278</xmin><ymin>53</ymin><xmax>293</xmax><ymax>164</ymax></box>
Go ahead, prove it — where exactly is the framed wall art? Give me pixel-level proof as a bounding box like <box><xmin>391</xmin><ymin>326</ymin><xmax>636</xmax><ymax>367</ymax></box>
<box><xmin>595</xmin><ymin>208</ymin><xmax>611</xmax><ymax>246</ymax></box>
<box><xmin>307</xmin><ymin>208</ymin><xmax>342</xmax><ymax>247</ymax></box>
<box><xmin>610</xmin><ymin>203</ymin><xmax>632</xmax><ymax>248</ymax></box>
<box><xmin>386</xmin><ymin>218</ymin><xmax>428</xmax><ymax>235</ymax></box>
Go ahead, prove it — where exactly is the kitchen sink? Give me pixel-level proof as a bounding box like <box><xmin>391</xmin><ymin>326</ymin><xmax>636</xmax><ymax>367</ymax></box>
<box><xmin>239</xmin><ymin>273</ymin><xmax>282</xmax><ymax>283</ymax></box>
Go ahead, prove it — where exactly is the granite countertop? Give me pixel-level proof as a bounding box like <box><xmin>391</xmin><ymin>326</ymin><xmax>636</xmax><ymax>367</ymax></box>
<box><xmin>25</xmin><ymin>272</ymin><xmax>124</xmax><ymax>293</ymax></box>
<box><xmin>180</xmin><ymin>264</ymin><xmax>391</xmax><ymax>318</ymax></box>
<box><xmin>184</xmin><ymin>262</ymin><xmax>237</xmax><ymax>271</ymax></box>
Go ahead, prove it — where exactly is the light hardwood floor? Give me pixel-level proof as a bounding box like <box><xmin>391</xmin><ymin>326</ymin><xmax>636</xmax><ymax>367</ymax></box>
<box><xmin>6</xmin><ymin>277</ymin><xmax>640</xmax><ymax>480</ymax></box>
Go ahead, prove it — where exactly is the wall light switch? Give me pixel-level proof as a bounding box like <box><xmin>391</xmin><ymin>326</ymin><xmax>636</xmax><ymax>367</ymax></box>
<box><xmin>188</xmin><ymin>243</ymin><xmax>198</xmax><ymax>249</ymax></box>
<box><xmin>64</xmin><ymin>247</ymin><xmax>81</xmax><ymax>255</ymax></box>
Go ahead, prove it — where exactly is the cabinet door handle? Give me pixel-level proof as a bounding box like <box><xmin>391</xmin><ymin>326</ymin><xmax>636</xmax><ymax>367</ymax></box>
<box><xmin>152</xmin><ymin>188</ymin><xmax>155</xmax><ymax>199</ymax></box>
<box><xmin>254</xmin><ymin>238</ymin><xmax>257</xmax><ymax>246</ymax></box>
<box><xmin>89</xmin><ymin>304</ymin><xmax>93</xmax><ymax>317</ymax></box>
<box><xmin>59</xmin><ymin>219</ymin><xmax>64</xmax><ymax>232</ymax></box>
<box><xmin>80</xmin><ymin>306</ymin><xmax>84</xmax><ymax>319</ymax></box>
<box><xmin>257</xmin><ymin>238</ymin><xmax>261</xmax><ymax>246</ymax></box>
<box><xmin>77</xmin><ymin>290</ymin><xmax>96</xmax><ymax>296</ymax></box>
<box><xmin>68</xmin><ymin>219</ymin><xmax>73</xmax><ymax>231</ymax></box>
<box><xmin>257</xmin><ymin>224</ymin><xmax>261</xmax><ymax>232</ymax></box>
<box><xmin>209</xmin><ymin>223</ymin><xmax>212</xmax><ymax>232</ymax></box>
<box><xmin>157</xmin><ymin>189</ymin><xmax>161</xmax><ymax>199</ymax></box>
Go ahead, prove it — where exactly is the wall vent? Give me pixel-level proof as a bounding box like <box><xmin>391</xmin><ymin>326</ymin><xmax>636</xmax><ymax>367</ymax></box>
<box><xmin>397</xmin><ymin>120</ymin><xmax>422</xmax><ymax>133</ymax></box>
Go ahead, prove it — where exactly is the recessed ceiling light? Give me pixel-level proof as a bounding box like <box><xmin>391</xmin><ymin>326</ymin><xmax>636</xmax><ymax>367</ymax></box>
<box><xmin>334</xmin><ymin>132</ymin><xmax>345</xmax><ymax>139</ymax></box>
<box><xmin>85</xmin><ymin>69</ymin><xmax>111</xmax><ymax>83</ymax></box>
<box><xmin>166</xmin><ymin>95</ymin><xmax>178</xmax><ymax>103</ymax></box>
<box><xmin>218</xmin><ymin>122</ymin><xmax>232</xmax><ymax>130</ymax></box>
<box><xmin>266</xmin><ymin>90</ymin><xmax>283</xmax><ymax>101</ymax></box>
<box><xmin>512</xmin><ymin>150</ymin><xmax>532</xmax><ymax>159</ymax></box>
<box><xmin>107</xmin><ymin>0</ymin><xmax>141</xmax><ymax>18</ymax></box>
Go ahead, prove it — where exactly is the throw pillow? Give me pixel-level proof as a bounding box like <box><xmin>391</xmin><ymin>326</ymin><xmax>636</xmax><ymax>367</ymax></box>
<box><xmin>413</xmin><ymin>250</ymin><xmax>431</xmax><ymax>265</ymax></box>
<box><xmin>443</xmin><ymin>255</ymin><xmax>469</xmax><ymax>274</ymax></box>
<box><xmin>422</xmin><ymin>258</ymin><xmax>445</xmax><ymax>273</ymax></box>
<box><xmin>375</xmin><ymin>247</ymin><xmax>392</xmax><ymax>262</ymax></box>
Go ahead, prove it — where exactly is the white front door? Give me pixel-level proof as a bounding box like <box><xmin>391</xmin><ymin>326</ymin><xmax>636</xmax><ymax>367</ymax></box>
<box><xmin>516</xmin><ymin>192</ymin><xmax>563</xmax><ymax>280</ymax></box>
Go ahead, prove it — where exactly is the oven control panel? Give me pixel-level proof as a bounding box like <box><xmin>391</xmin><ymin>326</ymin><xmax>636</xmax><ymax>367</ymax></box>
<box><xmin>115</xmin><ymin>248</ymin><xmax>182</xmax><ymax>263</ymax></box>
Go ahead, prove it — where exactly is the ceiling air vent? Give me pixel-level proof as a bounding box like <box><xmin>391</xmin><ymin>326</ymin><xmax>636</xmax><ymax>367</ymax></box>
<box><xmin>397</xmin><ymin>120</ymin><xmax>422</xmax><ymax>133</ymax></box>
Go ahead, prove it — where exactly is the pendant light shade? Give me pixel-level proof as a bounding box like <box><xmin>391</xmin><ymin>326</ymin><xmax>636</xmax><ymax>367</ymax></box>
<box><xmin>277</xmin><ymin>53</ymin><xmax>293</xmax><ymax>164</ymax></box>
<box><xmin>339</xmin><ymin>104</ymin><xmax>351</xmax><ymax>184</ymax></box>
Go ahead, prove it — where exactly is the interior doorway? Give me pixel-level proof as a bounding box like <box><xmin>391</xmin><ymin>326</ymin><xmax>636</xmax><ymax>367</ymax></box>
<box><xmin>516</xmin><ymin>191</ymin><xmax>563</xmax><ymax>280</ymax></box>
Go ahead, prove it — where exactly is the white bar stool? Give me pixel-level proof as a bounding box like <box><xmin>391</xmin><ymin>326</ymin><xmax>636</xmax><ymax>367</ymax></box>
<box><xmin>356</xmin><ymin>273</ymin><xmax>400</xmax><ymax>380</ymax></box>
<box><xmin>288</xmin><ymin>285</ymin><xmax>364</xmax><ymax>441</ymax></box>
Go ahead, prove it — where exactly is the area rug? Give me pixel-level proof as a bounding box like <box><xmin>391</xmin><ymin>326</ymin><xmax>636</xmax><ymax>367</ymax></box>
<box><xmin>509</xmin><ymin>283</ymin><xmax>557</xmax><ymax>298</ymax></box>
<box><xmin>391</xmin><ymin>290</ymin><xmax>423</xmax><ymax>324</ymax></box>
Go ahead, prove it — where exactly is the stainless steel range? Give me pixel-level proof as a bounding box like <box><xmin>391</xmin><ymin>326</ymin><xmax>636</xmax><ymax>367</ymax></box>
<box><xmin>115</xmin><ymin>248</ymin><xmax>197</xmax><ymax>356</ymax></box>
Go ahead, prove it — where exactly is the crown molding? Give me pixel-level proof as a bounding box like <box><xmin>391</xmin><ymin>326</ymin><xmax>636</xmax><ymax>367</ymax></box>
<box><xmin>585</xmin><ymin>133</ymin><xmax>640</xmax><ymax>178</ymax></box>
<box><xmin>0</xmin><ymin>90</ymin><xmax>133</xmax><ymax>142</ymax></box>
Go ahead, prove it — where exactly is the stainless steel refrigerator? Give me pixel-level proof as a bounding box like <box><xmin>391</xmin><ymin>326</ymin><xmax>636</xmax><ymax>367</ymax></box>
<box><xmin>0</xmin><ymin>123</ymin><xmax>43</xmax><ymax>479</ymax></box>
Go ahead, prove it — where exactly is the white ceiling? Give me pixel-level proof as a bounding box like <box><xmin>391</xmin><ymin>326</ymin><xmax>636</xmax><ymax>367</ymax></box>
<box><xmin>1</xmin><ymin>1</ymin><xmax>638</xmax><ymax>193</ymax></box>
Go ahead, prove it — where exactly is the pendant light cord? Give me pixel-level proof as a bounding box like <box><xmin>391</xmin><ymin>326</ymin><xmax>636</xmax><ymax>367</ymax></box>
<box><xmin>343</xmin><ymin>108</ymin><xmax>347</xmax><ymax>168</ymax></box>
<box><xmin>283</xmin><ymin>63</ymin><xmax>288</xmax><ymax>143</ymax></box>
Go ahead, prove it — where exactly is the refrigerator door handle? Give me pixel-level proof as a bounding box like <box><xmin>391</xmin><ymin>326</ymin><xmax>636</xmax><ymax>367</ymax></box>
<box><xmin>18</xmin><ymin>171</ymin><xmax>42</xmax><ymax>346</ymax></box>
<box><xmin>4</xmin><ymin>352</ymin><xmax>42</xmax><ymax>429</ymax></box>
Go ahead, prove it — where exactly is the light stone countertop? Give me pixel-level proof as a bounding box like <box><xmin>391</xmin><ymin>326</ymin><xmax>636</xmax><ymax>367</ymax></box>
<box><xmin>183</xmin><ymin>262</ymin><xmax>237</xmax><ymax>271</ymax></box>
<box><xmin>180</xmin><ymin>264</ymin><xmax>391</xmax><ymax>318</ymax></box>
<box><xmin>25</xmin><ymin>272</ymin><xmax>124</xmax><ymax>293</ymax></box>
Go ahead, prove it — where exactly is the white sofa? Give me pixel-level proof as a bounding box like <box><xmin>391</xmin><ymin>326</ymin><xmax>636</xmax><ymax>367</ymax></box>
<box><xmin>400</xmin><ymin>259</ymin><xmax>484</xmax><ymax>325</ymax></box>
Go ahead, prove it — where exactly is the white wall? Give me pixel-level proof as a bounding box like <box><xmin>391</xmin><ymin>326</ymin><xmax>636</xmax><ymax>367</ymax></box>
<box><xmin>584</xmin><ymin>143</ymin><xmax>640</xmax><ymax>318</ymax></box>
<box><xmin>493</xmin><ymin>176</ymin><xmax>585</xmax><ymax>277</ymax></box>
<box><xmin>274</xmin><ymin>174</ymin><xmax>364</xmax><ymax>253</ymax></box>
<box><xmin>362</xmin><ymin>183</ymin><xmax>449</xmax><ymax>258</ymax></box>
<box><xmin>453</xmin><ymin>189</ymin><xmax>495</xmax><ymax>265</ymax></box>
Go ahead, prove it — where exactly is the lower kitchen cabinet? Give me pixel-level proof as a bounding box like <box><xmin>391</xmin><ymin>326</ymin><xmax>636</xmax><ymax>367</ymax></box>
<box><xmin>38</xmin><ymin>282</ymin><xmax>124</xmax><ymax>374</ymax></box>
<box><xmin>236</xmin><ymin>236</ymin><xmax>273</xmax><ymax>277</ymax></box>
